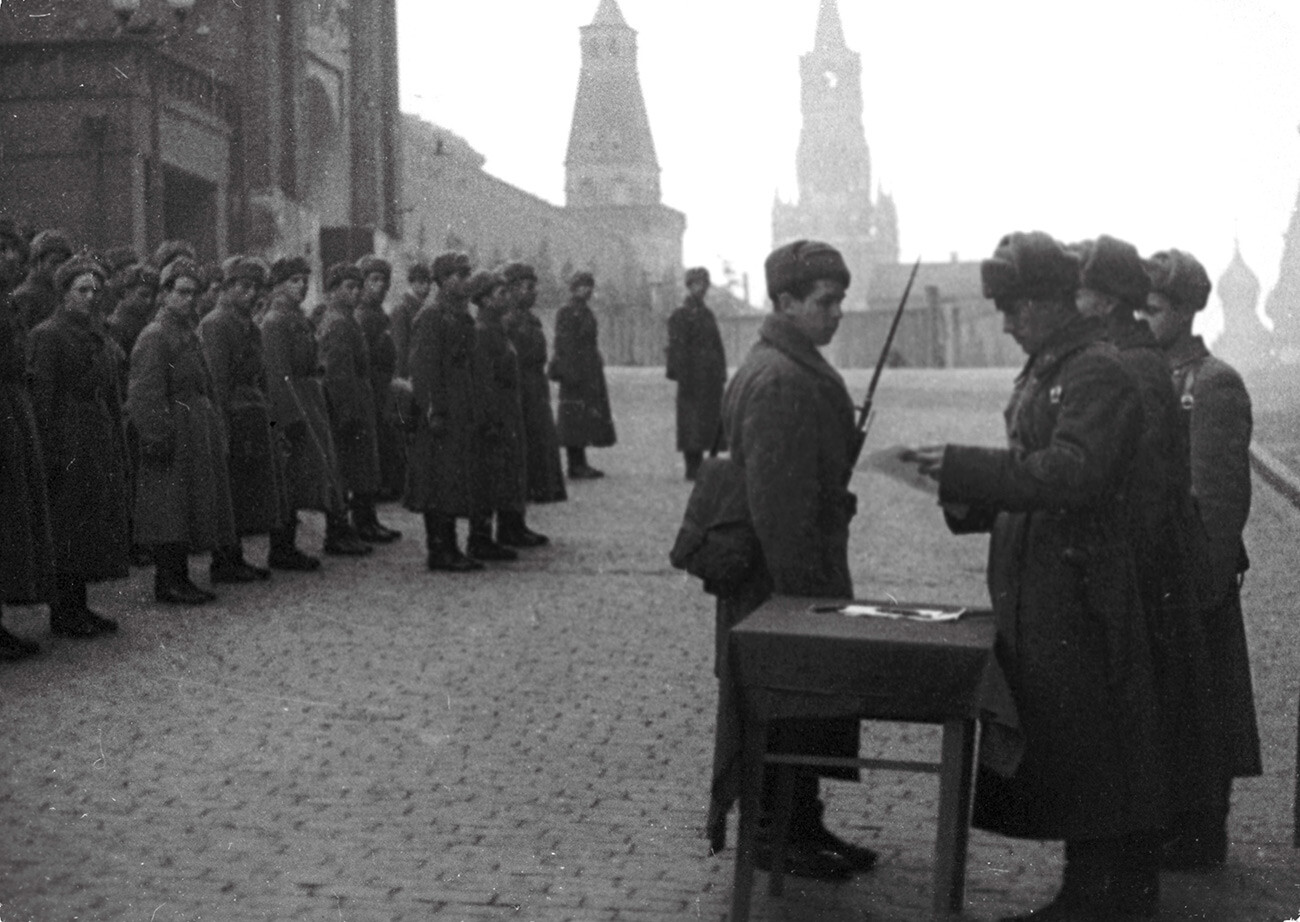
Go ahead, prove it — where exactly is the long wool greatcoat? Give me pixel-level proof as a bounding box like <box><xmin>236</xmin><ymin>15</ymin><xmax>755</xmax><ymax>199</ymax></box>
<box><xmin>357</xmin><ymin>299</ymin><xmax>406</xmax><ymax>498</ymax></box>
<box><xmin>502</xmin><ymin>304</ymin><xmax>566</xmax><ymax>503</ymax></box>
<box><xmin>404</xmin><ymin>295</ymin><xmax>483</xmax><ymax>516</ymax></box>
<box><xmin>391</xmin><ymin>290</ymin><xmax>423</xmax><ymax>381</ymax></box>
<box><xmin>198</xmin><ymin>301</ymin><xmax>288</xmax><ymax>536</ymax></box>
<box><xmin>475</xmin><ymin>306</ymin><xmax>528</xmax><ymax>512</ymax></box>
<box><xmin>550</xmin><ymin>296</ymin><xmax>616</xmax><ymax>449</ymax></box>
<box><xmin>259</xmin><ymin>294</ymin><xmax>342</xmax><ymax>513</ymax></box>
<box><xmin>940</xmin><ymin>316</ymin><xmax>1165</xmax><ymax>841</ymax></box>
<box><xmin>1109</xmin><ymin>322</ymin><xmax>1226</xmax><ymax>819</ymax></box>
<box><xmin>27</xmin><ymin>309</ymin><xmax>131</xmax><ymax>581</ymax></box>
<box><xmin>126</xmin><ymin>310</ymin><xmax>237</xmax><ymax>551</ymax></box>
<box><xmin>317</xmin><ymin>304</ymin><xmax>381</xmax><ymax>496</ymax></box>
<box><xmin>666</xmin><ymin>295</ymin><xmax>728</xmax><ymax>452</ymax></box>
<box><xmin>1166</xmin><ymin>334</ymin><xmax>1262</xmax><ymax>780</ymax></box>
<box><xmin>706</xmin><ymin>313</ymin><xmax>860</xmax><ymax>846</ymax></box>
<box><xmin>0</xmin><ymin>292</ymin><xmax>53</xmax><ymax>603</ymax></box>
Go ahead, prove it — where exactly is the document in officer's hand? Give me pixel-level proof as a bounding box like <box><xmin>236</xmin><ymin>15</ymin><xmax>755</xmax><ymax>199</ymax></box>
<box><xmin>865</xmin><ymin>445</ymin><xmax>940</xmax><ymax>497</ymax></box>
<box><xmin>811</xmin><ymin>603</ymin><xmax>966</xmax><ymax>622</ymax></box>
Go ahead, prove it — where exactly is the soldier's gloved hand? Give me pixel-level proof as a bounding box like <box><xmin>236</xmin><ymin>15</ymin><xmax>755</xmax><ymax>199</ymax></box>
<box><xmin>424</xmin><ymin>408</ymin><xmax>447</xmax><ymax>436</ymax></box>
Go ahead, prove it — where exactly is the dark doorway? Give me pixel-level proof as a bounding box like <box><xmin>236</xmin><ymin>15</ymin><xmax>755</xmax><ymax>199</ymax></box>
<box><xmin>163</xmin><ymin>166</ymin><xmax>218</xmax><ymax>261</ymax></box>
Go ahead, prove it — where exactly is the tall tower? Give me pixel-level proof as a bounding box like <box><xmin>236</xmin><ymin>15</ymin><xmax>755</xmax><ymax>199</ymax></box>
<box><xmin>1264</xmin><ymin>126</ymin><xmax>1300</xmax><ymax>361</ymax></box>
<box><xmin>1216</xmin><ymin>241</ymin><xmax>1272</xmax><ymax>368</ymax></box>
<box><xmin>773</xmin><ymin>0</ymin><xmax>897</xmax><ymax>308</ymax></box>
<box><xmin>564</xmin><ymin>0</ymin><xmax>684</xmax><ymax>293</ymax></box>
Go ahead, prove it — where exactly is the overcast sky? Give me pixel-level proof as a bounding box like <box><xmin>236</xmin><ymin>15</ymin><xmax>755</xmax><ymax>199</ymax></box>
<box><xmin>396</xmin><ymin>0</ymin><xmax>1300</xmax><ymax>336</ymax></box>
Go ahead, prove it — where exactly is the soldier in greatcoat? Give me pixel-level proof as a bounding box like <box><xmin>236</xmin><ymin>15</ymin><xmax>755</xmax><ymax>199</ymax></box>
<box><xmin>355</xmin><ymin>254</ymin><xmax>408</xmax><ymax>513</ymax></box>
<box><xmin>708</xmin><ymin>241</ymin><xmax>876</xmax><ymax>882</ymax></box>
<box><xmin>1074</xmin><ymin>236</ymin><xmax>1229</xmax><ymax>857</ymax></box>
<box><xmin>666</xmin><ymin>266</ymin><xmax>728</xmax><ymax>480</ymax></box>
<box><xmin>405</xmin><ymin>252</ymin><xmax>484</xmax><ymax>571</ymax></box>
<box><xmin>465</xmin><ymin>270</ymin><xmax>547</xmax><ymax>558</ymax></box>
<box><xmin>127</xmin><ymin>258</ymin><xmax>239</xmax><ymax>605</ymax></box>
<box><xmin>550</xmin><ymin>271</ymin><xmax>616</xmax><ymax>479</ymax></box>
<box><xmin>1141</xmin><ymin>248</ymin><xmax>1262</xmax><ymax>870</ymax></box>
<box><xmin>198</xmin><ymin>256</ymin><xmax>290</xmax><ymax>582</ymax></box>
<box><xmin>910</xmin><ymin>232</ymin><xmax>1165</xmax><ymax>920</ymax></box>
<box><xmin>501</xmin><ymin>262</ymin><xmax>566</xmax><ymax>503</ymax></box>
<box><xmin>392</xmin><ymin>261</ymin><xmax>432</xmax><ymax>380</ymax></box>
<box><xmin>28</xmin><ymin>253</ymin><xmax>132</xmax><ymax>633</ymax></box>
<box><xmin>259</xmin><ymin>257</ymin><xmax>359</xmax><ymax>563</ymax></box>
<box><xmin>316</xmin><ymin>262</ymin><xmax>399</xmax><ymax>548</ymax></box>
<box><xmin>12</xmin><ymin>228</ymin><xmax>72</xmax><ymax>331</ymax></box>
<box><xmin>0</xmin><ymin>219</ymin><xmax>53</xmax><ymax>659</ymax></box>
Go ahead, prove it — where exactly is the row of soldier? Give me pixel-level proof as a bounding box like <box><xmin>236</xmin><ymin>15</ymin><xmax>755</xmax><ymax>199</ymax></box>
<box><xmin>0</xmin><ymin>219</ymin><xmax>629</xmax><ymax>659</ymax></box>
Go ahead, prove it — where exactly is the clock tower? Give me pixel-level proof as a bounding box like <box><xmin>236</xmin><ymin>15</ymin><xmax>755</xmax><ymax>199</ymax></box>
<box><xmin>773</xmin><ymin>0</ymin><xmax>898</xmax><ymax>308</ymax></box>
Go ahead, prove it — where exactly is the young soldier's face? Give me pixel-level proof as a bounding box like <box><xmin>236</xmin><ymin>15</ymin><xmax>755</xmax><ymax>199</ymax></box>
<box><xmin>780</xmin><ymin>278</ymin><xmax>845</xmax><ymax>346</ymax></box>
<box><xmin>363</xmin><ymin>272</ymin><xmax>388</xmax><ymax>302</ymax></box>
<box><xmin>1137</xmin><ymin>291</ymin><xmax>1194</xmax><ymax>348</ymax></box>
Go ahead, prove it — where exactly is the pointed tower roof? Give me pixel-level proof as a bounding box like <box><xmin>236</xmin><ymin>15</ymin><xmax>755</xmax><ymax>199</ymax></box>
<box><xmin>1218</xmin><ymin>240</ymin><xmax>1261</xmax><ymax>310</ymax></box>
<box><xmin>590</xmin><ymin>0</ymin><xmax>628</xmax><ymax>27</ymax></box>
<box><xmin>814</xmin><ymin>0</ymin><xmax>848</xmax><ymax>50</ymax></box>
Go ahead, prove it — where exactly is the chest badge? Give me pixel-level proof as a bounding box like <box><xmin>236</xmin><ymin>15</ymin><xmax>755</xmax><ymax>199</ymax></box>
<box><xmin>1049</xmin><ymin>384</ymin><xmax>1063</xmax><ymax>405</ymax></box>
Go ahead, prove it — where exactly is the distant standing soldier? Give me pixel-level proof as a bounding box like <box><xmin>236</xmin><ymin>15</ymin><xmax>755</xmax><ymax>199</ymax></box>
<box><xmin>105</xmin><ymin>262</ymin><xmax>160</xmax><ymax>358</ymax></box>
<box><xmin>126</xmin><ymin>258</ymin><xmax>238</xmax><ymax>605</ymax></box>
<box><xmin>0</xmin><ymin>219</ymin><xmax>53</xmax><ymax>659</ymax></box>
<box><xmin>550</xmin><ymin>271</ymin><xmax>616</xmax><ymax>479</ymax></box>
<box><xmin>259</xmin><ymin>256</ymin><xmax>358</xmax><ymax>564</ymax></box>
<box><xmin>1142</xmin><ymin>248</ymin><xmax>1262</xmax><ymax>870</ymax></box>
<box><xmin>501</xmin><ymin>262</ymin><xmax>566</xmax><ymax>503</ymax></box>
<box><xmin>355</xmin><ymin>254</ymin><xmax>407</xmax><ymax>503</ymax></box>
<box><xmin>406</xmin><ymin>252</ymin><xmax>484</xmax><ymax>571</ymax></box>
<box><xmin>198</xmin><ymin>256</ymin><xmax>287</xmax><ymax>582</ymax></box>
<box><xmin>666</xmin><ymin>266</ymin><xmax>727</xmax><ymax>480</ymax></box>
<box><xmin>466</xmin><ymin>270</ymin><xmax>548</xmax><ymax>556</ymax></box>
<box><xmin>392</xmin><ymin>261</ymin><xmax>432</xmax><ymax>380</ymax></box>
<box><xmin>12</xmin><ymin>229</ymin><xmax>72</xmax><ymax>331</ymax></box>
<box><xmin>28</xmin><ymin>252</ymin><xmax>131</xmax><ymax>633</ymax></box>
<box><xmin>316</xmin><ymin>262</ymin><xmax>400</xmax><ymax>547</ymax></box>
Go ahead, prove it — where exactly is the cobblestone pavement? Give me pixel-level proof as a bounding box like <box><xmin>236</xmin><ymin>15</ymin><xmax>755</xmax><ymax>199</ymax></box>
<box><xmin>1</xmin><ymin>368</ymin><xmax>1296</xmax><ymax>922</ymax></box>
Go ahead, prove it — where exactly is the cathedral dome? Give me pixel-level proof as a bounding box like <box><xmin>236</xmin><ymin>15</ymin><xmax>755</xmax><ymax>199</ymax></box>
<box><xmin>1217</xmin><ymin>241</ymin><xmax>1260</xmax><ymax>313</ymax></box>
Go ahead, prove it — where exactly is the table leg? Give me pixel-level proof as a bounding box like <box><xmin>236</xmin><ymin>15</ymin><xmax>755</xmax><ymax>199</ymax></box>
<box><xmin>768</xmin><ymin>764</ymin><xmax>794</xmax><ymax>897</ymax></box>
<box><xmin>933</xmin><ymin>718</ymin><xmax>975</xmax><ymax>915</ymax></box>
<box><xmin>731</xmin><ymin>715</ymin><xmax>768</xmax><ymax>922</ymax></box>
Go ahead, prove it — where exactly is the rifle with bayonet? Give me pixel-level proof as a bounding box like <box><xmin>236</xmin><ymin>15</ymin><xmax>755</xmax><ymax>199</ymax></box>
<box><xmin>847</xmin><ymin>256</ymin><xmax>922</xmax><ymax>471</ymax></box>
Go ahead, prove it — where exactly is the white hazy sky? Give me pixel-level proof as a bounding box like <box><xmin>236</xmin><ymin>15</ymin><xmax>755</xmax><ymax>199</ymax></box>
<box><xmin>397</xmin><ymin>0</ymin><xmax>1300</xmax><ymax>337</ymax></box>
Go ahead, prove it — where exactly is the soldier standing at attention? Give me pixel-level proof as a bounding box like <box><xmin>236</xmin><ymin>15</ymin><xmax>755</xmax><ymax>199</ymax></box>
<box><xmin>1141</xmin><ymin>248</ymin><xmax>1262</xmax><ymax>871</ymax></box>
<box><xmin>406</xmin><ymin>252</ymin><xmax>484</xmax><ymax>572</ymax></box>
<box><xmin>466</xmin><ymin>269</ymin><xmax>548</xmax><ymax>557</ymax></box>
<box><xmin>259</xmin><ymin>257</ymin><xmax>358</xmax><ymax>564</ymax></box>
<box><xmin>708</xmin><ymin>240</ymin><xmax>877</xmax><ymax>882</ymax></box>
<box><xmin>501</xmin><ymin>262</ymin><xmax>566</xmax><ymax>504</ymax></box>
<box><xmin>911</xmin><ymin>232</ymin><xmax>1165</xmax><ymax>921</ymax></box>
<box><xmin>0</xmin><ymin>219</ymin><xmax>53</xmax><ymax>659</ymax></box>
<box><xmin>392</xmin><ymin>261</ymin><xmax>432</xmax><ymax>381</ymax></box>
<box><xmin>355</xmin><ymin>255</ymin><xmax>407</xmax><ymax>507</ymax></box>
<box><xmin>666</xmin><ymin>266</ymin><xmax>727</xmax><ymax>480</ymax></box>
<box><xmin>198</xmin><ymin>256</ymin><xmax>285</xmax><ymax>582</ymax></box>
<box><xmin>550</xmin><ymin>271</ymin><xmax>616</xmax><ymax>479</ymax></box>
<box><xmin>317</xmin><ymin>262</ymin><xmax>399</xmax><ymax>548</ymax></box>
<box><xmin>28</xmin><ymin>252</ymin><xmax>132</xmax><ymax>631</ymax></box>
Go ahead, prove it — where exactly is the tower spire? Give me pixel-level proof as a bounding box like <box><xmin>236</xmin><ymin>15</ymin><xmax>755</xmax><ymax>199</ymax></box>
<box><xmin>814</xmin><ymin>0</ymin><xmax>848</xmax><ymax>50</ymax></box>
<box><xmin>590</xmin><ymin>0</ymin><xmax>629</xmax><ymax>26</ymax></box>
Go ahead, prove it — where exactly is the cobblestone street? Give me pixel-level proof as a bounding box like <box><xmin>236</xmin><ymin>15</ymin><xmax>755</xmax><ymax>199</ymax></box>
<box><xmin>1</xmin><ymin>368</ymin><xmax>1297</xmax><ymax>922</ymax></box>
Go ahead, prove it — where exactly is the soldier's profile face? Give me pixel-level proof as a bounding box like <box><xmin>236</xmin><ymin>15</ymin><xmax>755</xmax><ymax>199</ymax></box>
<box><xmin>1001</xmin><ymin>297</ymin><xmax>1069</xmax><ymax>355</ymax></box>
<box><xmin>1074</xmin><ymin>287</ymin><xmax>1113</xmax><ymax>320</ymax></box>
<box><xmin>780</xmin><ymin>278</ymin><xmax>845</xmax><ymax>346</ymax></box>
<box><xmin>687</xmin><ymin>279</ymin><xmax>710</xmax><ymax>299</ymax></box>
<box><xmin>1136</xmin><ymin>291</ymin><xmax>1191</xmax><ymax>348</ymax></box>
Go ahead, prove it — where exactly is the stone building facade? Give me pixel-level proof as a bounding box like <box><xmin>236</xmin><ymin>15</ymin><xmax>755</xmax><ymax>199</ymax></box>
<box><xmin>0</xmin><ymin>0</ymin><xmax>401</xmax><ymax>271</ymax></box>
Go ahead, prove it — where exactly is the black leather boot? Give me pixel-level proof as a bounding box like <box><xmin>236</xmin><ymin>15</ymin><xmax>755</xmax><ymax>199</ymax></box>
<box><xmin>497</xmin><ymin>509</ymin><xmax>548</xmax><ymax>548</ymax></box>
<box><xmin>268</xmin><ymin>521</ymin><xmax>321</xmax><ymax>571</ymax></box>
<box><xmin>468</xmin><ymin>514</ymin><xmax>518</xmax><ymax>561</ymax></box>
<box><xmin>154</xmin><ymin>544</ymin><xmax>214</xmax><ymax>605</ymax></box>
<box><xmin>425</xmin><ymin>513</ymin><xmax>482</xmax><ymax>572</ymax></box>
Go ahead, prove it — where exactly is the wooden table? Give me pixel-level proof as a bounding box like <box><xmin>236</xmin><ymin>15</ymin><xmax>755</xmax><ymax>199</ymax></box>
<box><xmin>726</xmin><ymin>596</ymin><xmax>1012</xmax><ymax>921</ymax></box>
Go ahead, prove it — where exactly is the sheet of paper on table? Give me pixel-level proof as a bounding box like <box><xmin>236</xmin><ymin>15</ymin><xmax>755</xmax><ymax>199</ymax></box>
<box><xmin>811</xmin><ymin>603</ymin><xmax>967</xmax><ymax>622</ymax></box>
